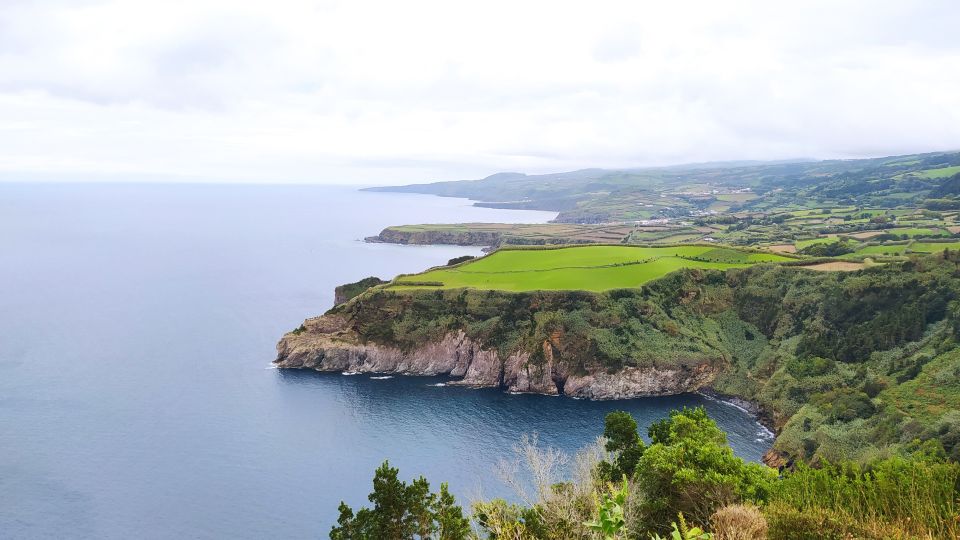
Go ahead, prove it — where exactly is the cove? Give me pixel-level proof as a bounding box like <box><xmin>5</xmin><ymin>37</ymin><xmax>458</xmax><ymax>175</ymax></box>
<box><xmin>0</xmin><ymin>183</ymin><xmax>770</xmax><ymax>538</ymax></box>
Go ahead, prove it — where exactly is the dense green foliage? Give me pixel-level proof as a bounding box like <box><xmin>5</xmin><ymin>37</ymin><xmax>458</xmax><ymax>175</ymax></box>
<box><xmin>626</xmin><ymin>408</ymin><xmax>774</xmax><ymax>531</ymax></box>
<box><xmin>447</xmin><ymin>255</ymin><xmax>477</xmax><ymax>266</ymax></box>
<box><xmin>597</xmin><ymin>412</ymin><xmax>645</xmax><ymax>481</ymax></box>
<box><xmin>797</xmin><ymin>240</ymin><xmax>855</xmax><ymax>257</ymax></box>
<box><xmin>336</xmin><ymin>409</ymin><xmax>960</xmax><ymax>538</ymax></box>
<box><xmin>334</xmin><ymin>254</ymin><xmax>960</xmax><ymax>463</ymax></box>
<box><xmin>326</xmin><ymin>152</ymin><xmax>960</xmax><ymax>537</ymax></box>
<box><xmin>767</xmin><ymin>456</ymin><xmax>960</xmax><ymax>538</ymax></box>
<box><xmin>330</xmin><ymin>461</ymin><xmax>470</xmax><ymax>540</ymax></box>
<box><xmin>334</xmin><ymin>276</ymin><xmax>387</xmax><ymax>305</ymax></box>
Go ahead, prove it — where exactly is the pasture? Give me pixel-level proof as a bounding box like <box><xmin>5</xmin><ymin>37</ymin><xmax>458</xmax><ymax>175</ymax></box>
<box><xmin>390</xmin><ymin>245</ymin><xmax>792</xmax><ymax>292</ymax></box>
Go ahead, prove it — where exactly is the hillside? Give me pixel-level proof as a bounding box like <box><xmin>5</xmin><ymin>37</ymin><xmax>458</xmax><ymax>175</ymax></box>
<box><xmin>389</xmin><ymin>245</ymin><xmax>796</xmax><ymax>292</ymax></box>
<box><xmin>277</xmin><ymin>246</ymin><xmax>960</xmax><ymax>466</ymax></box>
<box><xmin>366</xmin><ymin>151</ymin><xmax>960</xmax><ymax>223</ymax></box>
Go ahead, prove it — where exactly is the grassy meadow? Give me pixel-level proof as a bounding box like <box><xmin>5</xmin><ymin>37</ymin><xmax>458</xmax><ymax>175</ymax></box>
<box><xmin>391</xmin><ymin>245</ymin><xmax>792</xmax><ymax>292</ymax></box>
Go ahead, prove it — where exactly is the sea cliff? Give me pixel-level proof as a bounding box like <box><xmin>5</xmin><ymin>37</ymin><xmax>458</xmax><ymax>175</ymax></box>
<box><xmin>275</xmin><ymin>258</ymin><xmax>960</xmax><ymax>464</ymax></box>
<box><xmin>275</xmin><ymin>315</ymin><xmax>719</xmax><ymax>399</ymax></box>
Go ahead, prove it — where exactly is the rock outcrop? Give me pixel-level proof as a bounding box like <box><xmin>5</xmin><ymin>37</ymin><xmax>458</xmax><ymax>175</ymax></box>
<box><xmin>366</xmin><ymin>228</ymin><xmax>502</xmax><ymax>246</ymax></box>
<box><xmin>274</xmin><ymin>314</ymin><xmax>721</xmax><ymax>399</ymax></box>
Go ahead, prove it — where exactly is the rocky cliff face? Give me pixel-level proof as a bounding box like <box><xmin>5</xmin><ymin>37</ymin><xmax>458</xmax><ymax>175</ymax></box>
<box><xmin>275</xmin><ymin>314</ymin><xmax>720</xmax><ymax>399</ymax></box>
<box><xmin>366</xmin><ymin>228</ymin><xmax>502</xmax><ymax>246</ymax></box>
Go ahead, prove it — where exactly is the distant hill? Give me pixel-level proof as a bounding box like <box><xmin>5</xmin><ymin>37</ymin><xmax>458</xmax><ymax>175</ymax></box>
<box><xmin>366</xmin><ymin>151</ymin><xmax>960</xmax><ymax>223</ymax></box>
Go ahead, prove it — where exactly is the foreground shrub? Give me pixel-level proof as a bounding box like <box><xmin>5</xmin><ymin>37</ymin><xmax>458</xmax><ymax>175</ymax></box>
<box><xmin>630</xmin><ymin>407</ymin><xmax>775</xmax><ymax>531</ymax></box>
<box><xmin>330</xmin><ymin>461</ymin><xmax>469</xmax><ymax>540</ymax></box>
<box><xmin>764</xmin><ymin>502</ymin><xmax>859</xmax><ymax>540</ymax></box>
<box><xmin>769</xmin><ymin>456</ymin><xmax>960</xmax><ymax>539</ymax></box>
<box><xmin>650</xmin><ymin>513</ymin><xmax>712</xmax><ymax>540</ymax></box>
<box><xmin>709</xmin><ymin>504</ymin><xmax>767</xmax><ymax>540</ymax></box>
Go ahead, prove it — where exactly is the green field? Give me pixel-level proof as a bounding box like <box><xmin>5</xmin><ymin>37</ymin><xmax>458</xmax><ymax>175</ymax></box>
<box><xmin>914</xmin><ymin>165</ymin><xmax>960</xmax><ymax>179</ymax></box>
<box><xmin>911</xmin><ymin>241</ymin><xmax>960</xmax><ymax>253</ymax></box>
<box><xmin>889</xmin><ymin>227</ymin><xmax>949</xmax><ymax>237</ymax></box>
<box><xmin>855</xmin><ymin>244</ymin><xmax>910</xmax><ymax>256</ymax></box>
<box><xmin>795</xmin><ymin>236</ymin><xmax>840</xmax><ymax>249</ymax></box>
<box><xmin>391</xmin><ymin>245</ymin><xmax>792</xmax><ymax>292</ymax></box>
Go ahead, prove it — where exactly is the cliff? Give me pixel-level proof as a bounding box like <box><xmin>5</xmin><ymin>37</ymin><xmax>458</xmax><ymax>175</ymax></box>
<box><xmin>275</xmin><ymin>257</ymin><xmax>960</xmax><ymax>464</ymax></box>
<box><xmin>275</xmin><ymin>315</ymin><xmax>720</xmax><ymax>399</ymax></box>
<box><xmin>367</xmin><ymin>227</ymin><xmax>501</xmax><ymax>246</ymax></box>
<box><xmin>365</xmin><ymin>223</ymin><xmax>635</xmax><ymax>247</ymax></box>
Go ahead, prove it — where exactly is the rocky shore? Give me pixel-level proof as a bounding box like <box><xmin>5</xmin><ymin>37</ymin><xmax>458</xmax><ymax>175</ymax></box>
<box><xmin>274</xmin><ymin>314</ymin><xmax>721</xmax><ymax>400</ymax></box>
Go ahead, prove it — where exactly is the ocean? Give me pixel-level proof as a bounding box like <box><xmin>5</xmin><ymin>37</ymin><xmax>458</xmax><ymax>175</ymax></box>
<box><xmin>0</xmin><ymin>183</ymin><xmax>772</xmax><ymax>538</ymax></box>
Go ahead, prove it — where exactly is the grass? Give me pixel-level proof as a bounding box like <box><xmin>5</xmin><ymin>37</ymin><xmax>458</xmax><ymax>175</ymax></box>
<box><xmin>391</xmin><ymin>245</ymin><xmax>792</xmax><ymax>292</ymax></box>
<box><xmin>795</xmin><ymin>236</ymin><xmax>840</xmax><ymax>249</ymax></box>
<box><xmin>914</xmin><ymin>165</ymin><xmax>960</xmax><ymax>179</ymax></box>
<box><xmin>911</xmin><ymin>241</ymin><xmax>960</xmax><ymax>253</ymax></box>
<box><xmin>715</xmin><ymin>193</ymin><xmax>758</xmax><ymax>202</ymax></box>
<box><xmin>889</xmin><ymin>227</ymin><xmax>948</xmax><ymax>237</ymax></box>
<box><xmin>856</xmin><ymin>244</ymin><xmax>910</xmax><ymax>256</ymax></box>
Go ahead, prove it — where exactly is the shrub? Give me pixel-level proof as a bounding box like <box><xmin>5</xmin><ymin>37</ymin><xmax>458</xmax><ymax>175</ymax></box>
<box><xmin>709</xmin><ymin>504</ymin><xmax>767</xmax><ymax>540</ymax></box>
<box><xmin>446</xmin><ymin>255</ymin><xmax>476</xmax><ymax>266</ymax></box>
<box><xmin>330</xmin><ymin>461</ymin><xmax>469</xmax><ymax>540</ymax></box>
<box><xmin>597</xmin><ymin>411</ymin><xmax>645</xmax><ymax>482</ymax></box>
<box><xmin>764</xmin><ymin>502</ymin><xmax>858</xmax><ymax>540</ymax></box>
<box><xmin>631</xmin><ymin>407</ymin><xmax>775</xmax><ymax>532</ymax></box>
<box><xmin>769</xmin><ymin>457</ymin><xmax>960</xmax><ymax>539</ymax></box>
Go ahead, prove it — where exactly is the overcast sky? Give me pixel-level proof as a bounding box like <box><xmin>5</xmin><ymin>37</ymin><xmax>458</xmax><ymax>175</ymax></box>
<box><xmin>1</xmin><ymin>0</ymin><xmax>958</xmax><ymax>184</ymax></box>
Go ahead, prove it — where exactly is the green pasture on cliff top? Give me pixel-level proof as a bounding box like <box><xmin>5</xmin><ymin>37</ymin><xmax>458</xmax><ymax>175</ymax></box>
<box><xmin>391</xmin><ymin>245</ymin><xmax>793</xmax><ymax>292</ymax></box>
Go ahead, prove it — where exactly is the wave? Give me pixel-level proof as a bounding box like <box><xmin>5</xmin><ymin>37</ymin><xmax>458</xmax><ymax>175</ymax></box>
<box><xmin>370</xmin><ymin>376</ymin><xmax>394</xmax><ymax>380</ymax></box>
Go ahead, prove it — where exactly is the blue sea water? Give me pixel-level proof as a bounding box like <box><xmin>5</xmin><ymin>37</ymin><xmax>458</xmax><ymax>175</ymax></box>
<box><xmin>0</xmin><ymin>183</ymin><xmax>772</xmax><ymax>539</ymax></box>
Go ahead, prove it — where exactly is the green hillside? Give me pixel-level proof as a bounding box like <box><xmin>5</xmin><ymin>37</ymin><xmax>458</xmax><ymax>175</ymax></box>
<box><xmin>391</xmin><ymin>245</ymin><xmax>793</xmax><ymax>292</ymax></box>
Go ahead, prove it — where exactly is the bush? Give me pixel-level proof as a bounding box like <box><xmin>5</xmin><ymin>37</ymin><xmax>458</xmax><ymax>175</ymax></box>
<box><xmin>798</xmin><ymin>241</ymin><xmax>855</xmax><ymax>257</ymax></box>
<box><xmin>709</xmin><ymin>504</ymin><xmax>767</xmax><ymax>540</ymax></box>
<box><xmin>769</xmin><ymin>457</ymin><xmax>960</xmax><ymax>539</ymax></box>
<box><xmin>764</xmin><ymin>502</ymin><xmax>858</xmax><ymax>540</ymax></box>
<box><xmin>631</xmin><ymin>407</ymin><xmax>775</xmax><ymax>532</ymax></box>
<box><xmin>446</xmin><ymin>255</ymin><xmax>476</xmax><ymax>266</ymax></box>
<box><xmin>330</xmin><ymin>461</ymin><xmax>469</xmax><ymax>540</ymax></box>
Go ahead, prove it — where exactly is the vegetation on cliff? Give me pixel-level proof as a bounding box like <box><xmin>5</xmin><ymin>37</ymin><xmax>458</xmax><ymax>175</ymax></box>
<box><xmin>334</xmin><ymin>277</ymin><xmax>387</xmax><ymax>306</ymax></box>
<box><xmin>328</xmin><ymin>253</ymin><xmax>960</xmax><ymax>463</ymax></box>
<box><xmin>334</xmin><ymin>408</ymin><xmax>960</xmax><ymax>538</ymax></box>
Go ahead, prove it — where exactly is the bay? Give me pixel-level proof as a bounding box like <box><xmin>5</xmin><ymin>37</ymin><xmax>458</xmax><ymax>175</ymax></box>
<box><xmin>0</xmin><ymin>183</ymin><xmax>771</xmax><ymax>539</ymax></box>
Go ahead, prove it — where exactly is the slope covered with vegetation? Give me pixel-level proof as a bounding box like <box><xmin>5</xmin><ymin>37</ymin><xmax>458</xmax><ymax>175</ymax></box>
<box><xmin>367</xmin><ymin>151</ymin><xmax>960</xmax><ymax>224</ymax></box>
<box><xmin>334</xmin><ymin>408</ymin><xmax>960</xmax><ymax>539</ymax></box>
<box><xmin>331</xmin><ymin>253</ymin><xmax>960</xmax><ymax>464</ymax></box>
<box><xmin>389</xmin><ymin>245</ymin><xmax>794</xmax><ymax>292</ymax></box>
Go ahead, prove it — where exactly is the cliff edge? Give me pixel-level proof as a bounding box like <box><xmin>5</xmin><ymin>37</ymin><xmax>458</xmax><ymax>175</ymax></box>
<box><xmin>275</xmin><ymin>313</ymin><xmax>719</xmax><ymax>399</ymax></box>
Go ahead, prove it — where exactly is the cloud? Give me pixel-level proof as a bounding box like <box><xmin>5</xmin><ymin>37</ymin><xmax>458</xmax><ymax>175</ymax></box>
<box><xmin>0</xmin><ymin>0</ymin><xmax>958</xmax><ymax>184</ymax></box>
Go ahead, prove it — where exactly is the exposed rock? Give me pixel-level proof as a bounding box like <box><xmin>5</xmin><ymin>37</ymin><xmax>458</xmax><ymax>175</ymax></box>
<box><xmin>366</xmin><ymin>228</ymin><xmax>502</xmax><ymax>246</ymax></box>
<box><xmin>563</xmin><ymin>362</ymin><xmax>717</xmax><ymax>400</ymax></box>
<box><xmin>275</xmin><ymin>315</ymin><xmax>720</xmax><ymax>400</ymax></box>
<box><xmin>762</xmin><ymin>448</ymin><xmax>788</xmax><ymax>469</ymax></box>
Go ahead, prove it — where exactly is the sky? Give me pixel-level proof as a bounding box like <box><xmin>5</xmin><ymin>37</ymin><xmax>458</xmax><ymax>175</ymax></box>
<box><xmin>1</xmin><ymin>0</ymin><xmax>958</xmax><ymax>185</ymax></box>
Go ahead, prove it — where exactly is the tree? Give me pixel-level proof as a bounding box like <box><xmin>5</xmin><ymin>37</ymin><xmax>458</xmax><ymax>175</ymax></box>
<box><xmin>631</xmin><ymin>407</ymin><xmax>775</xmax><ymax>532</ymax></box>
<box><xmin>598</xmin><ymin>411</ymin><xmax>646</xmax><ymax>481</ymax></box>
<box><xmin>434</xmin><ymin>483</ymin><xmax>470</xmax><ymax>540</ymax></box>
<box><xmin>329</xmin><ymin>461</ymin><xmax>469</xmax><ymax>540</ymax></box>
